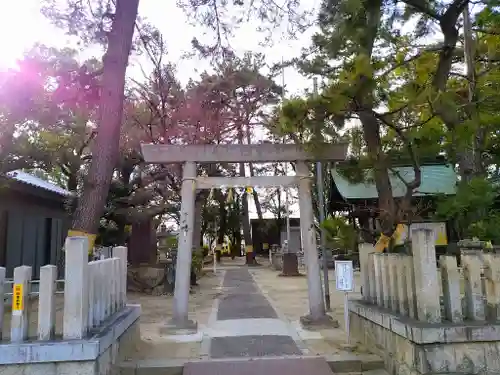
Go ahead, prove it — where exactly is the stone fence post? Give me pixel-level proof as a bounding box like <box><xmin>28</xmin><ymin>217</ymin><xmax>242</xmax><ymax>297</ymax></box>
<box><xmin>11</xmin><ymin>265</ymin><xmax>32</xmax><ymax>342</ymax></box>
<box><xmin>113</xmin><ymin>246</ymin><xmax>128</xmax><ymax>307</ymax></box>
<box><xmin>462</xmin><ymin>251</ymin><xmax>485</xmax><ymax>321</ymax></box>
<box><xmin>358</xmin><ymin>243</ymin><xmax>374</xmax><ymax>301</ymax></box>
<box><xmin>367</xmin><ymin>253</ymin><xmax>377</xmax><ymax>304</ymax></box>
<box><xmin>373</xmin><ymin>253</ymin><xmax>384</xmax><ymax>307</ymax></box>
<box><xmin>0</xmin><ymin>267</ymin><xmax>4</xmax><ymax>341</ymax></box>
<box><xmin>38</xmin><ymin>265</ymin><xmax>57</xmax><ymax>341</ymax></box>
<box><xmin>404</xmin><ymin>255</ymin><xmax>417</xmax><ymax>319</ymax></box>
<box><xmin>439</xmin><ymin>255</ymin><xmax>463</xmax><ymax>323</ymax></box>
<box><xmin>412</xmin><ymin>229</ymin><xmax>441</xmax><ymax>323</ymax></box>
<box><xmin>483</xmin><ymin>253</ymin><xmax>500</xmax><ymax>321</ymax></box>
<box><xmin>63</xmin><ymin>236</ymin><xmax>89</xmax><ymax>339</ymax></box>
<box><xmin>387</xmin><ymin>254</ymin><xmax>399</xmax><ymax>313</ymax></box>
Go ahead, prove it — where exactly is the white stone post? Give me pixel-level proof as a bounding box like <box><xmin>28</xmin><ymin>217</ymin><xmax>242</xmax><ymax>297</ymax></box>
<box><xmin>88</xmin><ymin>262</ymin><xmax>96</xmax><ymax>329</ymax></box>
<box><xmin>462</xmin><ymin>251</ymin><xmax>485</xmax><ymax>321</ymax></box>
<box><xmin>111</xmin><ymin>258</ymin><xmax>119</xmax><ymax>314</ymax></box>
<box><xmin>373</xmin><ymin>253</ymin><xmax>384</xmax><ymax>306</ymax></box>
<box><xmin>380</xmin><ymin>254</ymin><xmax>391</xmax><ymax>309</ymax></box>
<box><xmin>38</xmin><ymin>265</ymin><xmax>57</xmax><ymax>341</ymax></box>
<box><xmin>96</xmin><ymin>260</ymin><xmax>106</xmax><ymax>325</ymax></box>
<box><xmin>404</xmin><ymin>256</ymin><xmax>417</xmax><ymax>319</ymax></box>
<box><xmin>367</xmin><ymin>253</ymin><xmax>377</xmax><ymax>304</ymax></box>
<box><xmin>440</xmin><ymin>255</ymin><xmax>463</xmax><ymax>322</ymax></box>
<box><xmin>107</xmin><ymin>259</ymin><xmax>113</xmax><ymax>316</ymax></box>
<box><xmin>113</xmin><ymin>246</ymin><xmax>128</xmax><ymax>308</ymax></box>
<box><xmin>396</xmin><ymin>255</ymin><xmax>409</xmax><ymax>316</ymax></box>
<box><xmin>63</xmin><ymin>236</ymin><xmax>89</xmax><ymax>339</ymax></box>
<box><xmin>358</xmin><ymin>243</ymin><xmax>373</xmax><ymax>301</ymax></box>
<box><xmin>388</xmin><ymin>254</ymin><xmax>399</xmax><ymax>313</ymax></box>
<box><xmin>11</xmin><ymin>265</ymin><xmax>32</xmax><ymax>343</ymax></box>
<box><xmin>171</xmin><ymin>161</ymin><xmax>198</xmax><ymax>329</ymax></box>
<box><xmin>0</xmin><ymin>267</ymin><xmax>5</xmax><ymax>340</ymax></box>
<box><xmin>483</xmin><ymin>253</ymin><xmax>500</xmax><ymax>321</ymax></box>
<box><xmin>103</xmin><ymin>259</ymin><xmax>112</xmax><ymax>319</ymax></box>
<box><xmin>296</xmin><ymin>161</ymin><xmax>326</xmax><ymax>321</ymax></box>
<box><xmin>412</xmin><ymin>229</ymin><xmax>441</xmax><ymax>323</ymax></box>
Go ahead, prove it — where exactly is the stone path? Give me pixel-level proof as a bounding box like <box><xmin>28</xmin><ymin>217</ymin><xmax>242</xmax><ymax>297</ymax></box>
<box><xmin>208</xmin><ymin>268</ymin><xmax>302</xmax><ymax>359</ymax></box>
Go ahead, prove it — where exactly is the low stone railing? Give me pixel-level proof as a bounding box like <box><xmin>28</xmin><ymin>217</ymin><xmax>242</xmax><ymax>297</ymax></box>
<box><xmin>352</xmin><ymin>229</ymin><xmax>500</xmax><ymax>375</ymax></box>
<box><xmin>362</xmin><ymin>230</ymin><xmax>500</xmax><ymax>323</ymax></box>
<box><xmin>0</xmin><ymin>238</ymin><xmax>128</xmax><ymax>343</ymax></box>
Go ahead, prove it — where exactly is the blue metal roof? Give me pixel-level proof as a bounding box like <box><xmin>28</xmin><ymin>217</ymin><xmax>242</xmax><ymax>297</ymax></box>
<box><xmin>7</xmin><ymin>170</ymin><xmax>73</xmax><ymax>197</ymax></box>
<box><xmin>331</xmin><ymin>165</ymin><xmax>457</xmax><ymax>200</ymax></box>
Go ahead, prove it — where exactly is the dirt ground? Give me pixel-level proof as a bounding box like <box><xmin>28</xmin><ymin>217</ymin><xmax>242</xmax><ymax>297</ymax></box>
<box><xmin>126</xmin><ymin>270</ymin><xmax>223</xmax><ymax>360</ymax></box>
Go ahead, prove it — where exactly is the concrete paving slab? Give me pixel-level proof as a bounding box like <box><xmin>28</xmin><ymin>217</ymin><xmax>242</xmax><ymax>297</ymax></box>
<box><xmin>217</xmin><ymin>293</ymin><xmax>277</xmax><ymax>320</ymax></box>
<box><xmin>210</xmin><ymin>335</ymin><xmax>302</xmax><ymax>358</ymax></box>
<box><xmin>205</xmin><ymin>318</ymin><xmax>291</xmax><ymax>337</ymax></box>
<box><xmin>184</xmin><ymin>356</ymin><xmax>334</xmax><ymax>375</ymax></box>
<box><xmin>118</xmin><ymin>353</ymin><xmax>386</xmax><ymax>375</ymax></box>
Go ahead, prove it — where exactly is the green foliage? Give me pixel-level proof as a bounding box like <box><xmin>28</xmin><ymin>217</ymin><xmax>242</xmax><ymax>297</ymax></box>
<box><xmin>436</xmin><ymin>178</ymin><xmax>500</xmax><ymax>243</ymax></box>
<box><xmin>268</xmin><ymin>0</ymin><xmax>500</xmax><ymax>239</ymax></box>
<box><xmin>321</xmin><ymin>216</ymin><xmax>357</xmax><ymax>251</ymax></box>
<box><xmin>191</xmin><ymin>248</ymin><xmax>205</xmax><ymax>276</ymax></box>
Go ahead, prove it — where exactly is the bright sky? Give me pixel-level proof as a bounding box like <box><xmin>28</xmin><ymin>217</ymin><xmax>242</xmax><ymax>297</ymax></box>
<box><xmin>0</xmin><ymin>0</ymin><xmax>317</xmax><ymax>219</ymax></box>
<box><xmin>0</xmin><ymin>1</ymin><xmax>317</xmax><ymax>95</ymax></box>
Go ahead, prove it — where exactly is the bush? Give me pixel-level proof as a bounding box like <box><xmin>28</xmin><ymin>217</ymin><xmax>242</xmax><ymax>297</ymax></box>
<box><xmin>191</xmin><ymin>248</ymin><xmax>204</xmax><ymax>276</ymax></box>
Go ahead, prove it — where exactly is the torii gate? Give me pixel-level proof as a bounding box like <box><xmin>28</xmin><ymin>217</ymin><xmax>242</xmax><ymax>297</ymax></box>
<box><xmin>140</xmin><ymin>143</ymin><xmax>348</xmax><ymax>331</ymax></box>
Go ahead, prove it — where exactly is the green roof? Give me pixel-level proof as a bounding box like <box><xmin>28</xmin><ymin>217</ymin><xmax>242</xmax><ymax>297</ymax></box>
<box><xmin>331</xmin><ymin>165</ymin><xmax>457</xmax><ymax>200</ymax></box>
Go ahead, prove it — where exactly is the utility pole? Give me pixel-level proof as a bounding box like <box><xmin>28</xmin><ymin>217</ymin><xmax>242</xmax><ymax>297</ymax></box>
<box><xmin>314</xmin><ymin>77</ymin><xmax>331</xmax><ymax>311</ymax></box>
<box><xmin>282</xmin><ymin>58</ymin><xmax>291</xmax><ymax>252</ymax></box>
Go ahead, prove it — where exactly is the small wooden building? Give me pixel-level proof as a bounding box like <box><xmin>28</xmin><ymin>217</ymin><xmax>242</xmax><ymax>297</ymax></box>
<box><xmin>0</xmin><ymin>171</ymin><xmax>72</xmax><ymax>278</ymax></box>
<box><xmin>328</xmin><ymin>163</ymin><xmax>458</xmax><ymax>247</ymax></box>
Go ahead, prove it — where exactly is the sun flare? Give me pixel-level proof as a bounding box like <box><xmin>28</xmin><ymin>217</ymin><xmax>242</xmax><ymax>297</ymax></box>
<box><xmin>0</xmin><ymin>1</ymin><xmax>59</xmax><ymax>69</ymax></box>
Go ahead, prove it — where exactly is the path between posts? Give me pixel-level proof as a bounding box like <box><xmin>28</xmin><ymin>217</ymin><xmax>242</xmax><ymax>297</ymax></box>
<box><xmin>185</xmin><ymin>267</ymin><xmax>336</xmax><ymax>375</ymax></box>
<box><xmin>123</xmin><ymin>261</ymin><xmax>387</xmax><ymax>375</ymax></box>
<box><xmin>208</xmin><ymin>267</ymin><xmax>302</xmax><ymax>358</ymax></box>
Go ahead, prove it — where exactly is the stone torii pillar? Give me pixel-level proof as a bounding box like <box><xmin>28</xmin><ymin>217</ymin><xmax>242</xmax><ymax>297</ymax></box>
<box><xmin>164</xmin><ymin>161</ymin><xmax>197</xmax><ymax>332</ymax></box>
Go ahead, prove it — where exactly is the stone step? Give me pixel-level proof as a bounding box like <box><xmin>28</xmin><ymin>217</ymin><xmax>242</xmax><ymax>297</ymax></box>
<box><xmin>117</xmin><ymin>353</ymin><xmax>385</xmax><ymax>375</ymax></box>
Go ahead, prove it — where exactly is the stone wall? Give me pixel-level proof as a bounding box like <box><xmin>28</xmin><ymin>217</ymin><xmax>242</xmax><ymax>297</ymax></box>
<box><xmin>353</xmin><ymin>229</ymin><xmax>500</xmax><ymax>375</ymax></box>
<box><xmin>350</xmin><ymin>300</ymin><xmax>500</xmax><ymax>375</ymax></box>
<box><xmin>0</xmin><ymin>304</ymin><xmax>140</xmax><ymax>375</ymax></box>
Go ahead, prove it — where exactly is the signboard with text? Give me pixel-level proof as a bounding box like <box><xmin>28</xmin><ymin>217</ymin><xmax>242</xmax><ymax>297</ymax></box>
<box><xmin>335</xmin><ymin>260</ymin><xmax>354</xmax><ymax>292</ymax></box>
<box><xmin>12</xmin><ymin>283</ymin><xmax>23</xmax><ymax>315</ymax></box>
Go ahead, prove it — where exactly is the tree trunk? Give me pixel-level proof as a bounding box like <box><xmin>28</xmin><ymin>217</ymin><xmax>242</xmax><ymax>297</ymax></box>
<box><xmin>217</xmin><ymin>193</ymin><xmax>227</xmax><ymax>248</ymax></box>
<box><xmin>239</xmin><ymin>163</ymin><xmax>255</xmax><ymax>264</ymax></box>
<box><xmin>359</xmin><ymin>112</ymin><xmax>397</xmax><ymax>236</ymax></box>
<box><xmin>249</xmin><ymin>165</ymin><xmax>263</xmax><ymax>220</ymax></box>
<box><xmin>352</xmin><ymin>0</ymin><xmax>399</xmax><ymax>238</ymax></box>
<box><xmin>70</xmin><ymin>0</ymin><xmax>139</xmax><ymax>252</ymax></box>
<box><xmin>193</xmin><ymin>191</ymin><xmax>206</xmax><ymax>250</ymax></box>
<box><xmin>67</xmin><ymin>171</ymin><xmax>78</xmax><ymax>192</ymax></box>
